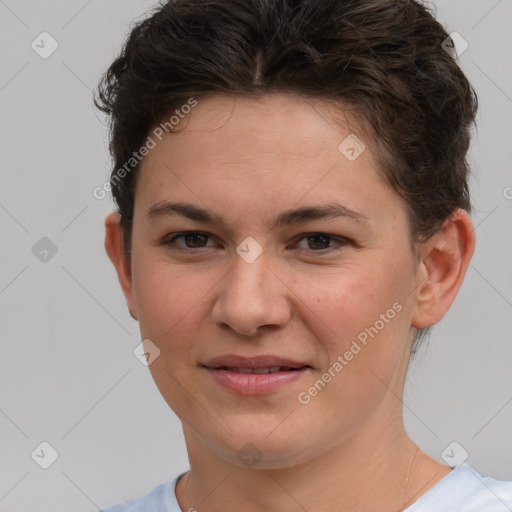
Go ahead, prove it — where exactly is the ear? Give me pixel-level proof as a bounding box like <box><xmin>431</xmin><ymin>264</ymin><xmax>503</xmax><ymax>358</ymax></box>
<box><xmin>411</xmin><ymin>209</ymin><xmax>475</xmax><ymax>329</ymax></box>
<box><xmin>104</xmin><ymin>212</ymin><xmax>138</xmax><ymax>321</ymax></box>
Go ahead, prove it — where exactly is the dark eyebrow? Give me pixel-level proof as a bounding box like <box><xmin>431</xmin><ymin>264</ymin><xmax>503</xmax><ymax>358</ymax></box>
<box><xmin>146</xmin><ymin>201</ymin><xmax>369</xmax><ymax>230</ymax></box>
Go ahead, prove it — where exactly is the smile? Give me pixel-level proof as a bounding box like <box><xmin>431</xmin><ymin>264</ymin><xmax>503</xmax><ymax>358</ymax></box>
<box><xmin>202</xmin><ymin>365</ymin><xmax>310</xmax><ymax>395</ymax></box>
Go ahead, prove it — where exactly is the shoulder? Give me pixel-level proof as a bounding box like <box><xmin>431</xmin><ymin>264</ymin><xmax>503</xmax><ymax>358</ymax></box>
<box><xmin>406</xmin><ymin>464</ymin><xmax>512</xmax><ymax>512</ymax></box>
<box><xmin>98</xmin><ymin>477</ymin><xmax>181</xmax><ymax>512</ymax></box>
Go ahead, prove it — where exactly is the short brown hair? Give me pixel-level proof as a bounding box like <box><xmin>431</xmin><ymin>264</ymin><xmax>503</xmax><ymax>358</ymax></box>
<box><xmin>95</xmin><ymin>0</ymin><xmax>478</xmax><ymax>354</ymax></box>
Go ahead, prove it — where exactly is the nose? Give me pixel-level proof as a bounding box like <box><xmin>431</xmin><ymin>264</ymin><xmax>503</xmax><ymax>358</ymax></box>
<box><xmin>211</xmin><ymin>247</ymin><xmax>291</xmax><ymax>337</ymax></box>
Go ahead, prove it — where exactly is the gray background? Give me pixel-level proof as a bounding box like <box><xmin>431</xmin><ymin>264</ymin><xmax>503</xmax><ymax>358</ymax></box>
<box><xmin>0</xmin><ymin>0</ymin><xmax>511</xmax><ymax>510</ymax></box>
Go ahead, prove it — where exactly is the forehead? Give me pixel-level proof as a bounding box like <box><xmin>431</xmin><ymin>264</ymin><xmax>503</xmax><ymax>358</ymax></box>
<box><xmin>137</xmin><ymin>93</ymin><xmax>378</xmax><ymax>183</ymax></box>
<box><xmin>157</xmin><ymin>93</ymin><xmax>370</xmax><ymax>159</ymax></box>
<box><xmin>133</xmin><ymin>93</ymin><xmax>405</xmax><ymax>232</ymax></box>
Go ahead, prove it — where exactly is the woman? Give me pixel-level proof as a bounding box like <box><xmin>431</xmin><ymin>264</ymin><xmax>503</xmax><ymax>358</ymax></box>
<box><xmin>96</xmin><ymin>0</ymin><xmax>512</xmax><ymax>510</ymax></box>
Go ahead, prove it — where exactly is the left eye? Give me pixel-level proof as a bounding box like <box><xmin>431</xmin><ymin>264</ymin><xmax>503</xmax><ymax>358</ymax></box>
<box><xmin>294</xmin><ymin>233</ymin><xmax>348</xmax><ymax>251</ymax></box>
<box><xmin>161</xmin><ymin>231</ymin><xmax>349</xmax><ymax>252</ymax></box>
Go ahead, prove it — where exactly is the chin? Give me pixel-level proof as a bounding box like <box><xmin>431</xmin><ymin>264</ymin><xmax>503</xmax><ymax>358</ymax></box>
<box><xmin>202</xmin><ymin>422</ymin><xmax>321</xmax><ymax>470</ymax></box>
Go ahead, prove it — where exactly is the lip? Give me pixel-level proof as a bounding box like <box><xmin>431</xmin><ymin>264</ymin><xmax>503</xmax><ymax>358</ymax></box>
<box><xmin>201</xmin><ymin>354</ymin><xmax>311</xmax><ymax>395</ymax></box>
<box><xmin>202</xmin><ymin>354</ymin><xmax>309</xmax><ymax>369</ymax></box>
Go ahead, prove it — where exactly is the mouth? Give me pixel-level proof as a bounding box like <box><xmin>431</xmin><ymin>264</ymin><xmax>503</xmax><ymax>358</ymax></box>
<box><xmin>201</xmin><ymin>355</ymin><xmax>312</xmax><ymax>395</ymax></box>
<box><xmin>202</xmin><ymin>354</ymin><xmax>311</xmax><ymax>370</ymax></box>
<box><xmin>208</xmin><ymin>365</ymin><xmax>310</xmax><ymax>374</ymax></box>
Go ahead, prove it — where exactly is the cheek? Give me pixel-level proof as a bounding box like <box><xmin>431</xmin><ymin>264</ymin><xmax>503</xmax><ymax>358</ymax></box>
<box><xmin>291</xmin><ymin>257</ymin><xmax>413</xmax><ymax>396</ymax></box>
<box><xmin>131</xmin><ymin>256</ymin><xmax>204</xmax><ymax>344</ymax></box>
<box><xmin>132</xmin><ymin>258</ymin><xmax>213</xmax><ymax>413</ymax></box>
<box><xmin>293</xmin><ymin>268</ymin><xmax>409</xmax><ymax>419</ymax></box>
<box><xmin>294</xmin><ymin>264</ymin><xmax>403</xmax><ymax>341</ymax></box>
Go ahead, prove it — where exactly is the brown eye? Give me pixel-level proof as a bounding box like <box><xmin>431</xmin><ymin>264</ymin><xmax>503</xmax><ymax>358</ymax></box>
<box><xmin>306</xmin><ymin>234</ymin><xmax>331</xmax><ymax>250</ymax></box>
<box><xmin>295</xmin><ymin>233</ymin><xmax>349</xmax><ymax>252</ymax></box>
<box><xmin>162</xmin><ymin>232</ymin><xmax>214</xmax><ymax>250</ymax></box>
<box><xmin>182</xmin><ymin>233</ymin><xmax>209</xmax><ymax>248</ymax></box>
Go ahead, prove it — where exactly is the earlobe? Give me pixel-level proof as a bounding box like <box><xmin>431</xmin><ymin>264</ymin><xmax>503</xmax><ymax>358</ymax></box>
<box><xmin>104</xmin><ymin>212</ymin><xmax>139</xmax><ymax>321</ymax></box>
<box><xmin>411</xmin><ymin>209</ymin><xmax>475</xmax><ymax>329</ymax></box>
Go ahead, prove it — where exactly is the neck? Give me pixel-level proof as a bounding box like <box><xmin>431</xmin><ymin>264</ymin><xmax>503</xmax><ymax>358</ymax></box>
<box><xmin>176</xmin><ymin>411</ymin><xmax>438</xmax><ymax>512</ymax></box>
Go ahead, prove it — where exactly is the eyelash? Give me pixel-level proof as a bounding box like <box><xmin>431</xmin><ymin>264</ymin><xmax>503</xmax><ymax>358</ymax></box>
<box><xmin>160</xmin><ymin>231</ymin><xmax>350</xmax><ymax>254</ymax></box>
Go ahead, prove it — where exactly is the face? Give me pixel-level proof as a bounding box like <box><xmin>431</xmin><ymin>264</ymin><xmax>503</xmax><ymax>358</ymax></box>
<box><xmin>119</xmin><ymin>93</ymin><xmax>424</xmax><ymax>468</ymax></box>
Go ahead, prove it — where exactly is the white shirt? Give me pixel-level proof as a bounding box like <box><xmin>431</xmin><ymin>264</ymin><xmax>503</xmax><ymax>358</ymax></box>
<box><xmin>99</xmin><ymin>464</ymin><xmax>512</xmax><ymax>511</ymax></box>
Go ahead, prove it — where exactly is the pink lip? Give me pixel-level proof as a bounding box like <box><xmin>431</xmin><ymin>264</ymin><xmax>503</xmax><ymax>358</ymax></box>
<box><xmin>201</xmin><ymin>354</ymin><xmax>311</xmax><ymax>395</ymax></box>
<box><xmin>205</xmin><ymin>368</ymin><xmax>308</xmax><ymax>395</ymax></box>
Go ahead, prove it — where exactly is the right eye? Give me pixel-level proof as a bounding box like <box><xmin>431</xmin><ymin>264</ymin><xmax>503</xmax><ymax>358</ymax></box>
<box><xmin>161</xmin><ymin>231</ymin><xmax>217</xmax><ymax>251</ymax></box>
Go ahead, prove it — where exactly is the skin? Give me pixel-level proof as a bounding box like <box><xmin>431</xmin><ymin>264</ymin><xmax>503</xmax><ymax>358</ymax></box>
<box><xmin>105</xmin><ymin>93</ymin><xmax>475</xmax><ymax>511</ymax></box>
